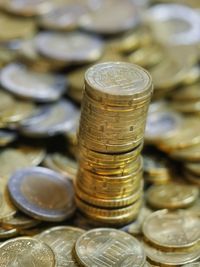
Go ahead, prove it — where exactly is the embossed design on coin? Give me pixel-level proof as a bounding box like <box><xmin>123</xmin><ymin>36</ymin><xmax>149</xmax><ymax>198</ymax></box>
<box><xmin>143</xmin><ymin>210</ymin><xmax>200</xmax><ymax>249</ymax></box>
<box><xmin>0</xmin><ymin>237</ymin><xmax>55</xmax><ymax>266</ymax></box>
<box><xmin>75</xmin><ymin>228</ymin><xmax>146</xmax><ymax>267</ymax></box>
<box><xmin>86</xmin><ymin>62</ymin><xmax>151</xmax><ymax>96</ymax></box>
<box><xmin>37</xmin><ymin>226</ymin><xmax>85</xmax><ymax>267</ymax></box>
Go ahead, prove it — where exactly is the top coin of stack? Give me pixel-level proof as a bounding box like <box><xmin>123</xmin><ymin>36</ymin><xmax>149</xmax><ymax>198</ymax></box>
<box><xmin>79</xmin><ymin>62</ymin><xmax>153</xmax><ymax>154</ymax></box>
<box><xmin>76</xmin><ymin>62</ymin><xmax>153</xmax><ymax>226</ymax></box>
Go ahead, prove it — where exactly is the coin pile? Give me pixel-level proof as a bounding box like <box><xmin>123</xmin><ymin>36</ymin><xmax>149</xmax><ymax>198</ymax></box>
<box><xmin>142</xmin><ymin>210</ymin><xmax>200</xmax><ymax>266</ymax></box>
<box><xmin>75</xmin><ymin>62</ymin><xmax>153</xmax><ymax>225</ymax></box>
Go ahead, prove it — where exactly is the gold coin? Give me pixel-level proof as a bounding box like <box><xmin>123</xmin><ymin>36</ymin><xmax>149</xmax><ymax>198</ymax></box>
<box><xmin>146</xmin><ymin>183</ymin><xmax>199</xmax><ymax>209</ymax></box>
<box><xmin>172</xmin><ymin>82</ymin><xmax>200</xmax><ymax>101</ymax></box>
<box><xmin>0</xmin><ymin>237</ymin><xmax>55</xmax><ymax>266</ymax></box>
<box><xmin>142</xmin><ymin>210</ymin><xmax>200</xmax><ymax>249</ymax></box>
<box><xmin>2</xmin><ymin>212</ymin><xmax>40</xmax><ymax>230</ymax></box>
<box><xmin>74</xmin><ymin>228</ymin><xmax>146</xmax><ymax>267</ymax></box>
<box><xmin>170</xmin><ymin>143</ymin><xmax>200</xmax><ymax>162</ymax></box>
<box><xmin>171</xmin><ymin>99</ymin><xmax>200</xmax><ymax>114</ymax></box>
<box><xmin>36</xmin><ymin>226</ymin><xmax>85</xmax><ymax>267</ymax></box>
<box><xmin>0</xmin><ymin>13</ymin><xmax>35</xmax><ymax>41</ymax></box>
<box><xmin>187</xmin><ymin>198</ymin><xmax>200</xmax><ymax>217</ymax></box>
<box><xmin>185</xmin><ymin>171</ymin><xmax>200</xmax><ymax>187</ymax></box>
<box><xmin>0</xmin><ymin>180</ymin><xmax>16</xmax><ymax>222</ymax></box>
<box><xmin>76</xmin><ymin>197</ymin><xmax>142</xmax><ymax>225</ymax></box>
<box><xmin>185</xmin><ymin>162</ymin><xmax>200</xmax><ymax>176</ymax></box>
<box><xmin>142</xmin><ymin>240</ymin><xmax>200</xmax><ymax>266</ymax></box>
<box><xmin>0</xmin><ymin>227</ymin><xmax>18</xmax><ymax>239</ymax></box>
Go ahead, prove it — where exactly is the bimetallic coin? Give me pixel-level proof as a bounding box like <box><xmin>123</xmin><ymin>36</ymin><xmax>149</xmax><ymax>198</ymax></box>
<box><xmin>142</xmin><ymin>210</ymin><xmax>200</xmax><ymax>249</ymax></box>
<box><xmin>146</xmin><ymin>183</ymin><xmax>199</xmax><ymax>209</ymax></box>
<box><xmin>37</xmin><ymin>226</ymin><xmax>85</xmax><ymax>267</ymax></box>
<box><xmin>145</xmin><ymin>4</ymin><xmax>200</xmax><ymax>46</ymax></box>
<box><xmin>79</xmin><ymin>0</ymin><xmax>139</xmax><ymax>35</ymax></box>
<box><xmin>8</xmin><ymin>167</ymin><xmax>75</xmax><ymax>221</ymax></box>
<box><xmin>0</xmin><ymin>237</ymin><xmax>55</xmax><ymax>267</ymax></box>
<box><xmin>0</xmin><ymin>63</ymin><xmax>67</xmax><ymax>102</ymax></box>
<box><xmin>20</xmin><ymin>100</ymin><xmax>79</xmax><ymax>137</ymax></box>
<box><xmin>142</xmin><ymin>240</ymin><xmax>200</xmax><ymax>266</ymax></box>
<box><xmin>75</xmin><ymin>228</ymin><xmax>146</xmax><ymax>267</ymax></box>
<box><xmin>35</xmin><ymin>31</ymin><xmax>104</xmax><ymax>64</ymax></box>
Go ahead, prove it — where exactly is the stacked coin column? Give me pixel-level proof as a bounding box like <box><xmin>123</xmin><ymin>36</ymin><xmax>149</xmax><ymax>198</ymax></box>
<box><xmin>75</xmin><ymin>62</ymin><xmax>153</xmax><ymax>226</ymax></box>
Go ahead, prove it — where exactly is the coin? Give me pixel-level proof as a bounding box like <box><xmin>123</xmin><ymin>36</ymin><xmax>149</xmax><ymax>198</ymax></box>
<box><xmin>142</xmin><ymin>240</ymin><xmax>200</xmax><ymax>266</ymax></box>
<box><xmin>35</xmin><ymin>31</ymin><xmax>104</xmax><ymax>64</ymax></box>
<box><xmin>0</xmin><ymin>226</ymin><xmax>18</xmax><ymax>239</ymax></box>
<box><xmin>36</xmin><ymin>226</ymin><xmax>85</xmax><ymax>267</ymax></box>
<box><xmin>75</xmin><ymin>228</ymin><xmax>146</xmax><ymax>267</ymax></box>
<box><xmin>0</xmin><ymin>237</ymin><xmax>55</xmax><ymax>266</ymax></box>
<box><xmin>0</xmin><ymin>130</ymin><xmax>16</xmax><ymax>146</ymax></box>
<box><xmin>79</xmin><ymin>0</ymin><xmax>139</xmax><ymax>35</ymax></box>
<box><xmin>146</xmin><ymin>183</ymin><xmax>199</xmax><ymax>209</ymax></box>
<box><xmin>20</xmin><ymin>100</ymin><xmax>79</xmax><ymax>137</ymax></box>
<box><xmin>185</xmin><ymin>162</ymin><xmax>200</xmax><ymax>176</ymax></box>
<box><xmin>170</xmin><ymin>143</ymin><xmax>200</xmax><ymax>162</ymax></box>
<box><xmin>0</xmin><ymin>63</ymin><xmax>67</xmax><ymax>102</ymax></box>
<box><xmin>142</xmin><ymin>210</ymin><xmax>200</xmax><ymax>249</ymax></box>
<box><xmin>8</xmin><ymin>167</ymin><xmax>76</xmax><ymax>221</ymax></box>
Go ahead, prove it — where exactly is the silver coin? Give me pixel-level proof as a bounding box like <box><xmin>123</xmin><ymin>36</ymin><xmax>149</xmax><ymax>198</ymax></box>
<box><xmin>35</xmin><ymin>31</ymin><xmax>104</xmax><ymax>64</ymax></box>
<box><xmin>20</xmin><ymin>100</ymin><xmax>79</xmax><ymax>137</ymax></box>
<box><xmin>0</xmin><ymin>63</ymin><xmax>67</xmax><ymax>102</ymax></box>
<box><xmin>8</xmin><ymin>166</ymin><xmax>76</xmax><ymax>222</ymax></box>
<box><xmin>145</xmin><ymin>4</ymin><xmax>200</xmax><ymax>45</ymax></box>
<box><xmin>79</xmin><ymin>0</ymin><xmax>139</xmax><ymax>35</ymax></box>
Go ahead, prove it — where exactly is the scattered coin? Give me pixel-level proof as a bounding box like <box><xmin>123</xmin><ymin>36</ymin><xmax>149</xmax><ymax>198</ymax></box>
<box><xmin>8</xmin><ymin>167</ymin><xmax>76</xmax><ymax>221</ymax></box>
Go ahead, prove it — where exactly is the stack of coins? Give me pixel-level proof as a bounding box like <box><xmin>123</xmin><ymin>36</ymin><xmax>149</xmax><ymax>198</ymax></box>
<box><xmin>75</xmin><ymin>62</ymin><xmax>153</xmax><ymax>226</ymax></box>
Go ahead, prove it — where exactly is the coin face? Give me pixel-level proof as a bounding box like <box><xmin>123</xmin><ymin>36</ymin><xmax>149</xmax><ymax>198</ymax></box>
<box><xmin>8</xmin><ymin>167</ymin><xmax>75</xmax><ymax>221</ymax></box>
<box><xmin>0</xmin><ymin>237</ymin><xmax>55</xmax><ymax>267</ymax></box>
<box><xmin>35</xmin><ymin>31</ymin><xmax>104</xmax><ymax>63</ymax></box>
<box><xmin>0</xmin><ymin>63</ymin><xmax>67</xmax><ymax>102</ymax></box>
<box><xmin>37</xmin><ymin>226</ymin><xmax>85</xmax><ymax>267</ymax></box>
<box><xmin>85</xmin><ymin>62</ymin><xmax>152</xmax><ymax>96</ymax></box>
<box><xmin>142</xmin><ymin>240</ymin><xmax>200</xmax><ymax>266</ymax></box>
<box><xmin>79</xmin><ymin>0</ymin><xmax>139</xmax><ymax>35</ymax></box>
<box><xmin>20</xmin><ymin>100</ymin><xmax>79</xmax><ymax>137</ymax></box>
<box><xmin>143</xmin><ymin>210</ymin><xmax>200</xmax><ymax>249</ymax></box>
<box><xmin>75</xmin><ymin>228</ymin><xmax>146</xmax><ymax>267</ymax></box>
<box><xmin>146</xmin><ymin>183</ymin><xmax>199</xmax><ymax>209</ymax></box>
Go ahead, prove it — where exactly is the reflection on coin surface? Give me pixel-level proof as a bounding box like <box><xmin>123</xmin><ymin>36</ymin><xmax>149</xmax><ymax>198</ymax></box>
<box><xmin>37</xmin><ymin>226</ymin><xmax>85</xmax><ymax>267</ymax></box>
<box><xmin>85</xmin><ymin>61</ymin><xmax>152</xmax><ymax>97</ymax></box>
<box><xmin>8</xmin><ymin>167</ymin><xmax>75</xmax><ymax>221</ymax></box>
<box><xmin>35</xmin><ymin>31</ymin><xmax>104</xmax><ymax>63</ymax></box>
<box><xmin>0</xmin><ymin>63</ymin><xmax>67</xmax><ymax>102</ymax></box>
<box><xmin>20</xmin><ymin>100</ymin><xmax>79</xmax><ymax>137</ymax></box>
<box><xmin>142</xmin><ymin>240</ymin><xmax>200</xmax><ymax>266</ymax></box>
<box><xmin>143</xmin><ymin>210</ymin><xmax>200</xmax><ymax>249</ymax></box>
<box><xmin>75</xmin><ymin>228</ymin><xmax>146</xmax><ymax>267</ymax></box>
<box><xmin>146</xmin><ymin>183</ymin><xmax>199</xmax><ymax>209</ymax></box>
<box><xmin>0</xmin><ymin>237</ymin><xmax>55</xmax><ymax>267</ymax></box>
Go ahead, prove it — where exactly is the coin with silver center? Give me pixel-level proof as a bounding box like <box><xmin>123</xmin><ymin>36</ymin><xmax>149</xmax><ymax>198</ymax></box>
<box><xmin>8</xmin><ymin>166</ymin><xmax>76</xmax><ymax>222</ymax></box>
<box><xmin>35</xmin><ymin>31</ymin><xmax>104</xmax><ymax>64</ymax></box>
<box><xmin>0</xmin><ymin>63</ymin><xmax>67</xmax><ymax>102</ymax></box>
<box><xmin>20</xmin><ymin>100</ymin><xmax>79</xmax><ymax>137</ymax></box>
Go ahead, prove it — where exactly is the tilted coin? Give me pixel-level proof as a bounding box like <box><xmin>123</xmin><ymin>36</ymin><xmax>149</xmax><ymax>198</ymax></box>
<box><xmin>75</xmin><ymin>228</ymin><xmax>146</xmax><ymax>267</ymax></box>
<box><xmin>0</xmin><ymin>63</ymin><xmax>67</xmax><ymax>102</ymax></box>
<box><xmin>36</xmin><ymin>226</ymin><xmax>85</xmax><ymax>267</ymax></box>
<box><xmin>79</xmin><ymin>0</ymin><xmax>139</xmax><ymax>35</ymax></box>
<box><xmin>185</xmin><ymin>162</ymin><xmax>200</xmax><ymax>176</ymax></box>
<box><xmin>146</xmin><ymin>183</ymin><xmax>199</xmax><ymax>209</ymax></box>
<box><xmin>142</xmin><ymin>240</ymin><xmax>200</xmax><ymax>266</ymax></box>
<box><xmin>142</xmin><ymin>210</ymin><xmax>200</xmax><ymax>249</ymax></box>
<box><xmin>2</xmin><ymin>212</ymin><xmax>40</xmax><ymax>230</ymax></box>
<box><xmin>39</xmin><ymin>3</ymin><xmax>88</xmax><ymax>31</ymax></box>
<box><xmin>0</xmin><ymin>146</ymin><xmax>45</xmax><ymax>178</ymax></box>
<box><xmin>20</xmin><ymin>100</ymin><xmax>79</xmax><ymax>137</ymax></box>
<box><xmin>0</xmin><ymin>237</ymin><xmax>55</xmax><ymax>266</ymax></box>
<box><xmin>8</xmin><ymin>166</ymin><xmax>76</xmax><ymax>221</ymax></box>
<box><xmin>35</xmin><ymin>31</ymin><xmax>104</xmax><ymax>64</ymax></box>
<box><xmin>170</xmin><ymin>143</ymin><xmax>200</xmax><ymax>162</ymax></box>
<box><xmin>172</xmin><ymin>83</ymin><xmax>200</xmax><ymax>101</ymax></box>
<box><xmin>2</xmin><ymin>0</ymin><xmax>53</xmax><ymax>16</ymax></box>
<box><xmin>0</xmin><ymin>130</ymin><xmax>16</xmax><ymax>146</ymax></box>
<box><xmin>0</xmin><ymin>226</ymin><xmax>18</xmax><ymax>239</ymax></box>
<box><xmin>0</xmin><ymin>12</ymin><xmax>35</xmax><ymax>41</ymax></box>
<box><xmin>145</xmin><ymin>4</ymin><xmax>200</xmax><ymax>46</ymax></box>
